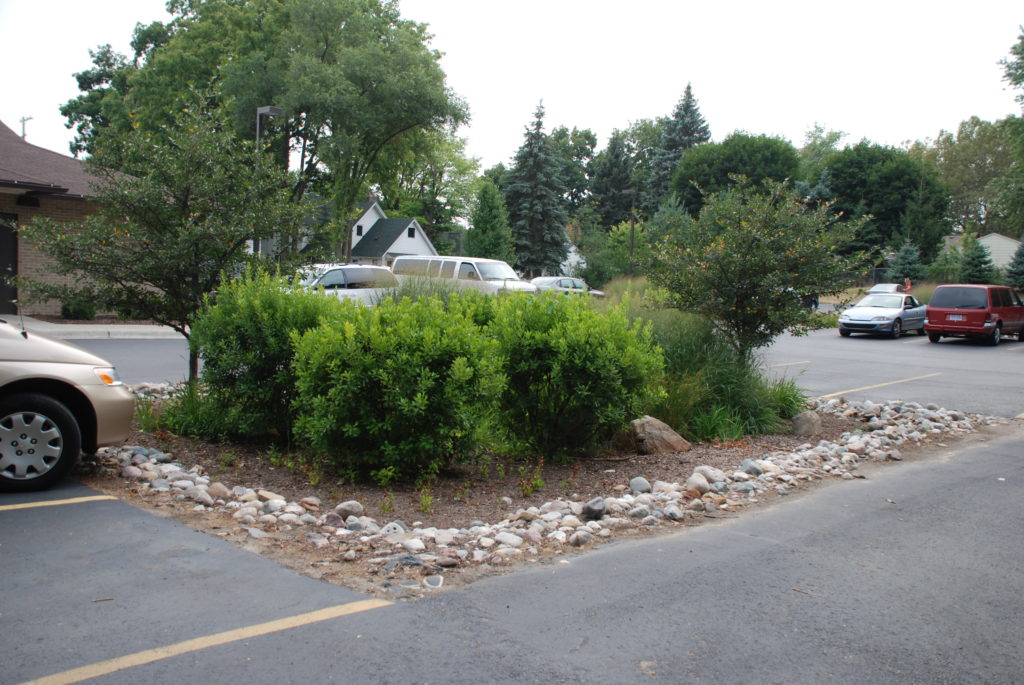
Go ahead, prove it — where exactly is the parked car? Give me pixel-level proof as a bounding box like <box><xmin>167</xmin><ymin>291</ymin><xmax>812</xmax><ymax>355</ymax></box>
<box><xmin>301</xmin><ymin>263</ymin><xmax>398</xmax><ymax>305</ymax></box>
<box><xmin>0</xmin><ymin>321</ymin><xmax>134</xmax><ymax>491</ymax></box>
<box><xmin>923</xmin><ymin>284</ymin><xmax>1024</xmax><ymax>345</ymax></box>
<box><xmin>530</xmin><ymin>276</ymin><xmax>605</xmax><ymax>298</ymax></box>
<box><xmin>390</xmin><ymin>256</ymin><xmax>537</xmax><ymax>295</ymax></box>
<box><xmin>866</xmin><ymin>283</ymin><xmax>906</xmax><ymax>294</ymax></box>
<box><xmin>838</xmin><ymin>293</ymin><xmax>927</xmax><ymax>338</ymax></box>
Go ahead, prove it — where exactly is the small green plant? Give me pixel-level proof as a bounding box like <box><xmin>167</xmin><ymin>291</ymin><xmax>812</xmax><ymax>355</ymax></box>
<box><xmin>263</xmin><ymin>444</ymin><xmax>284</xmax><ymax>468</ymax></box>
<box><xmin>378</xmin><ymin>491</ymin><xmax>395</xmax><ymax>514</ymax></box>
<box><xmin>218</xmin><ymin>450</ymin><xmax>240</xmax><ymax>469</ymax></box>
<box><xmin>417</xmin><ymin>484</ymin><xmax>435</xmax><ymax>514</ymax></box>
<box><xmin>453</xmin><ymin>480</ymin><xmax>473</xmax><ymax>501</ymax></box>
<box><xmin>516</xmin><ymin>459</ymin><xmax>545</xmax><ymax>497</ymax></box>
<box><xmin>371</xmin><ymin>466</ymin><xmax>399</xmax><ymax>488</ymax></box>
<box><xmin>134</xmin><ymin>396</ymin><xmax>162</xmax><ymax>433</ymax></box>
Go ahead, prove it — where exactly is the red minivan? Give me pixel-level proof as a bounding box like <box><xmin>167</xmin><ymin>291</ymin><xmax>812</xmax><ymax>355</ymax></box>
<box><xmin>924</xmin><ymin>284</ymin><xmax>1024</xmax><ymax>345</ymax></box>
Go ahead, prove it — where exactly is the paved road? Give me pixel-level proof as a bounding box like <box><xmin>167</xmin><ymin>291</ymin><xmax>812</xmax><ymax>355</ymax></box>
<box><xmin>4</xmin><ymin>423</ymin><xmax>1022</xmax><ymax>683</ymax></box>
<box><xmin>763</xmin><ymin>329</ymin><xmax>1024</xmax><ymax>419</ymax></box>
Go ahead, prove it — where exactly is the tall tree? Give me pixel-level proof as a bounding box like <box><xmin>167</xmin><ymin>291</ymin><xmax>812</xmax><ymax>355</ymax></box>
<box><xmin>18</xmin><ymin>104</ymin><xmax>304</xmax><ymax>380</ymax></box>
<box><xmin>465</xmin><ymin>179</ymin><xmax>515</xmax><ymax>262</ymax></box>
<box><xmin>589</xmin><ymin>131</ymin><xmax>636</xmax><ymax>228</ymax></box>
<box><xmin>823</xmin><ymin>142</ymin><xmax>950</xmax><ymax>258</ymax></box>
<box><xmin>886</xmin><ymin>241</ymin><xmax>927</xmax><ymax>284</ymax></box>
<box><xmin>649</xmin><ymin>84</ymin><xmax>711</xmax><ymax>206</ymax></box>
<box><xmin>672</xmin><ymin>133</ymin><xmax>800</xmax><ymax>215</ymax></box>
<box><xmin>550</xmin><ymin>126</ymin><xmax>597</xmax><ymax>212</ymax></box>
<box><xmin>1001</xmin><ymin>25</ymin><xmax>1024</xmax><ymax>107</ymax></box>
<box><xmin>1005</xmin><ymin>240</ymin><xmax>1024</xmax><ymax>289</ymax></box>
<box><xmin>799</xmin><ymin>124</ymin><xmax>846</xmax><ymax>183</ymax></box>
<box><xmin>620</xmin><ymin>118</ymin><xmax>663</xmax><ymax>215</ymax></box>
<box><xmin>504</xmin><ymin>104</ymin><xmax>569</xmax><ymax>277</ymax></box>
<box><xmin>60</xmin><ymin>0</ymin><xmax>467</xmax><ymax>257</ymax></box>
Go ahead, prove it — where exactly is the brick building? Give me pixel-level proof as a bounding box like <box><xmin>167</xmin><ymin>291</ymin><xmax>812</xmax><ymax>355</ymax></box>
<box><xmin>0</xmin><ymin>119</ymin><xmax>99</xmax><ymax>316</ymax></box>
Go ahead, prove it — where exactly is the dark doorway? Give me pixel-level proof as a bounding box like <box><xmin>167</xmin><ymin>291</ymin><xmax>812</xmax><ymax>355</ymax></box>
<box><xmin>0</xmin><ymin>214</ymin><xmax>17</xmax><ymax>315</ymax></box>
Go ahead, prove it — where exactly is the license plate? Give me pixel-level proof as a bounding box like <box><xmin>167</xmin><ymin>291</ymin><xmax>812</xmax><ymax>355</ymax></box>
<box><xmin>948</xmin><ymin>314</ymin><xmax>964</xmax><ymax>321</ymax></box>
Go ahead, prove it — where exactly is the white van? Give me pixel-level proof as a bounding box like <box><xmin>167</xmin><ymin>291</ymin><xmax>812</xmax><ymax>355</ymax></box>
<box><xmin>390</xmin><ymin>256</ymin><xmax>537</xmax><ymax>295</ymax></box>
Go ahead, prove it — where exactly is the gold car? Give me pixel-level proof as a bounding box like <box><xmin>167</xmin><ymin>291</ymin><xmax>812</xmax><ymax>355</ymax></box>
<box><xmin>0</xmin><ymin>320</ymin><xmax>134</xmax><ymax>491</ymax></box>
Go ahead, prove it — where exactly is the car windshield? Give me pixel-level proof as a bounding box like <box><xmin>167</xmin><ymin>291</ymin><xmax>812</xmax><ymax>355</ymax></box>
<box><xmin>477</xmin><ymin>262</ymin><xmax>519</xmax><ymax>281</ymax></box>
<box><xmin>929</xmin><ymin>287</ymin><xmax>988</xmax><ymax>309</ymax></box>
<box><xmin>856</xmin><ymin>294</ymin><xmax>903</xmax><ymax>308</ymax></box>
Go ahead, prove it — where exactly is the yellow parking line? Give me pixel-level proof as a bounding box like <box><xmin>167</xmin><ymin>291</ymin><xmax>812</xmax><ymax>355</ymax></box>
<box><xmin>901</xmin><ymin>337</ymin><xmax>930</xmax><ymax>344</ymax></box>
<box><xmin>819</xmin><ymin>372</ymin><xmax>942</xmax><ymax>399</ymax></box>
<box><xmin>0</xmin><ymin>495</ymin><xmax>116</xmax><ymax>512</ymax></box>
<box><xmin>22</xmin><ymin>599</ymin><xmax>391</xmax><ymax>685</ymax></box>
<box><xmin>769</xmin><ymin>361</ymin><xmax>810</xmax><ymax>368</ymax></box>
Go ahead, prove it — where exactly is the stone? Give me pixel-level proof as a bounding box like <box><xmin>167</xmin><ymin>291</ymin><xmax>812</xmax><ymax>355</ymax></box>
<box><xmin>693</xmin><ymin>465</ymin><xmax>728</xmax><ymax>484</ymax></box>
<box><xmin>423</xmin><ymin>575</ymin><xmax>444</xmax><ymax>590</ymax></box>
<box><xmin>684</xmin><ymin>472</ymin><xmax>710</xmax><ymax>494</ymax></box>
<box><xmin>380</xmin><ymin>521</ymin><xmax>408</xmax><ymax>536</ymax></box>
<box><xmin>257</xmin><ymin>489</ymin><xmax>285</xmax><ymax>502</ymax></box>
<box><xmin>207</xmin><ymin>482</ymin><xmax>232</xmax><ymax>499</ymax></box>
<box><xmin>401</xmin><ymin>538</ymin><xmax>426</xmax><ymax>554</ymax></box>
<box><xmin>791</xmin><ymin>410</ymin><xmax>823</xmax><ymax>436</ymax></box>
<box><xmin>629</xmin><ymin>476</ymin><xmax>652</xmax><ymax>494</ymax></box>
<box><xmin>581</xmin><ymin>497</ymin><xmax>606</xmax><ymax>521</ymax></box>
<box><xmin>299</xmin><ymin>497</ymin><xmax>321</xmax><ymax>511</ymax></box>
<box><xmin>306</xmin><ymin>533</ymin><xmax>330</xmax><ymax>549</ymax></box>
<box><xmin>322</xmin><ymin>512</ymin><xmax>345</xmax><ymax>527</ymax></box>
<box><xmin>629</xmin><ymin>416</ymin><xmax>692</xmax><ymax>454</ymax></box>
<box><xmin>569</xmin><ymin>530</ymin><xmax>594</xmax><ymax>546</ymax></box>
<box><xmin>494</xmin><ymin>531</ymin><xmax>524</xmax><ymax>547</ymax></box>
<box><xmin>334</xmin><ymin>500</ymin><xmax>364</xmax><ymax>518</ymax></box>
<box><xmin>121</xmin><ymin>465</ymin><xmax>143</xmax><ymax>479</ymax></box>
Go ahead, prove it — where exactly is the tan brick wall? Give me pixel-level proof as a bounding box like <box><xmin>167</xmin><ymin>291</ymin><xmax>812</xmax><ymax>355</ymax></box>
<box><xmin>0</xmin><ymin>193</ymin><xmax>98</xmax><ymax>317</ymax></box>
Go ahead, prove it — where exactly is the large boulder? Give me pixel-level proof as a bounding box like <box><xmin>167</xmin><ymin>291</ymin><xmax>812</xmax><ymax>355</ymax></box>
<box><xmin>791</xmin><ymin>410</ymin><xmax>822</xmax><ymax>436</ymax></box>
<box><xmin>629</xmin><ymin>416</ymin><xmax>692</xmax><ymax>454</ymax></box>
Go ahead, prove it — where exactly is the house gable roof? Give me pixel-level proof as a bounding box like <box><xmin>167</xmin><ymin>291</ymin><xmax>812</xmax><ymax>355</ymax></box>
<box><xmin>0</xmin><ymin>119</ymin><xmax>97</xmax><ymax>198</ymax></box>
<box><xmin>351</xmin><ymin>218</ymin><xmax>419</xmax><ymax>258</ymax></box>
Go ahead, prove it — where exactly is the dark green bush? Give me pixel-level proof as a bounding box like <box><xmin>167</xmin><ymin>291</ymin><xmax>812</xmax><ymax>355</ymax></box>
<box><xmin>291</xmin><ymin>297</ymin><xmax>505</xmax><ymax>480</ymax></box>
<box><xmin>167</xmin><ymin>268</ymin><xmax>344</xmax><ymax>441</ymax></box>
<box><xmin>60</xmin><ymin>298</ymin><xmax>97</xmax><ymax>320</ymax></box>
<box><xmin>487</xmin><ymin>293</ymin><xmax>664</xmax><ymax>459</ymax></box>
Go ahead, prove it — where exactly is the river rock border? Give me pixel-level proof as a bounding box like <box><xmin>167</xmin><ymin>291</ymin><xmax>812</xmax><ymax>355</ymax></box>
<box><xmin>96</xmin><ymin>389</ymin><xmax>1004</xmax><ymax>597</ymax></box>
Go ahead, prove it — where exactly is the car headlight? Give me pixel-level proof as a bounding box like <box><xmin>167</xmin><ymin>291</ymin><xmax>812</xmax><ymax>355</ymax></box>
<box><xmin>94</xmin><ymin>367</ymin><xmax>124</xmax><ymax>386</ymax></box>
<box><xmin>839</xmin><ymin>314</ymin><xmax>849</xmax><ymax>321</ymax></box>
<box><xmin>871</xmin><ymin>316</ymin><xmax>893</xmax><ymax>322</ymax></box>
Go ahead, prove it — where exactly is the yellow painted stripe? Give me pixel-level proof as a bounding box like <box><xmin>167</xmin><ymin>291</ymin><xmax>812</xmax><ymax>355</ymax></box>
<box><xmin>22</xmin><ymin>599</ymin><xmax>391</xmax><ymax>685</ymax></box>
<box><xmin>0</xmin><ymin>495</ymin><xmax>116</xmax><ymax>512</ymax></box>
<box><xmin>769</xmin><ymin>361</ymin><xmax>810</xmax><ymax>368</ymax></box>
<box><xmin>1016</xmin><ymin>412</ymin><xmax>1024</xmax><ymax>419</ymax></box>
<box><xmin>819</xmin><ymin>372</ymin><xmax>942</xmax><ymax>399</ymax></box>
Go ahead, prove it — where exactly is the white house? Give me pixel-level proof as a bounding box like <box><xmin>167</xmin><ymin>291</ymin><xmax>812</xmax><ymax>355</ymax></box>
<box><xmin>943</xmin><ymin>232</ymin><xmax>1022</xmax><ymax>271</ymax></box>
<box><xmin>349</xmin><ymin>197</ymin><xmax>437</xmax><ymax>266</ymax></box>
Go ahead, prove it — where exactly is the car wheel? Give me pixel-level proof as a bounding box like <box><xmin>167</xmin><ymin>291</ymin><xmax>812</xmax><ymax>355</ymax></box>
<box><xmin>0</xmin><ymin>394</ymin><xmax>82</xmax><ymax>492</ymax></box>
<box><xmin>987</xmin><ymin>325</ymin><xmax>1001</xmax><ymax>346</ymax></box>
<box><xmin>839</xmin><ymin>329</ymin><xmax>851</xmax><ymax>337</ymax></box>
<box><xmin>890</xmin><ymin>319</ymin><xmax>902</xmax><ymax>339</ymax></box>
<box><xmin>917</xmin><ymin>325</ymin><xmax>926</xmax><ymax>336</ymax></box>
<box><xmin>927</xmin><ymin>332</ymin><xmax>941</xmax><ymax>343</ymax></box>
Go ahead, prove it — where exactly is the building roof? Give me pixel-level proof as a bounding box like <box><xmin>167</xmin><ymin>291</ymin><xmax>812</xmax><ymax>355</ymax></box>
<box><xmin>0</xmin><ymin>119</ymin><xmax>97</xmax><ymax>198</ymax></box>
<box><xmin>351</xmin><ymin>218</ymin><xmax>417</xmax><ymax>258</ymax></box>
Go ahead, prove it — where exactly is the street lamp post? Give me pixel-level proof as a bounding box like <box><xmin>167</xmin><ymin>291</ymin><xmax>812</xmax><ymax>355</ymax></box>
<box><xmin>255</xmin><ymin>105</ymin><xmax>283</xmax><ymax>146</ymax></box>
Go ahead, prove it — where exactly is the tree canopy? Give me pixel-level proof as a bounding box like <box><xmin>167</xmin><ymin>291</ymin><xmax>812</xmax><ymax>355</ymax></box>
<box><xmin>671</xmin><ymin>133</ymin><xmax>800</xmax><ymax>215</ymax></box>
<box><xmin>649</xmin><ymin>84</ymin><xmax>711</xmax><ymax>206</ymax></box>
<box><xmin>465</xmin><ymin>179</ymin><xmax>515</xmax><ymax>262</ymax></box>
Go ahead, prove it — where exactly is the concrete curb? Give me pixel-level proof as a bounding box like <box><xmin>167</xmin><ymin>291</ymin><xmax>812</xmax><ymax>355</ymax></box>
<box><xmin>11</xmin><ymin>317</ymin><xmax>186</xmax><ymax>340</ymax></box>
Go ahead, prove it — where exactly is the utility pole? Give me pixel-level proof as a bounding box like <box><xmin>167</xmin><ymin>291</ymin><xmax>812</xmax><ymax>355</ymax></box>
<box><xmin>19</xmin><ymin>116</ymin><xmax>33</xmax><ymax>140</ymax></box>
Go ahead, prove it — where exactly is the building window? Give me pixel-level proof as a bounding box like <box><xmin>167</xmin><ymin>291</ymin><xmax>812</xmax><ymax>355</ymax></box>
<box><xmin>407</xmin><ymin>226</ymin><xmax>415</xmax><ymax>238</ymax></box>
<box><xmin>356</xmin><ymin>225</ymin><xmax>363</xmax><ymax>236</ymax></box>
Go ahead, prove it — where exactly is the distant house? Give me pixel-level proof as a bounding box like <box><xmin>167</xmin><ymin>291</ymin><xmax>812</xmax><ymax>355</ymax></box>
<box><xmin>943</xmin><ymin>232</ymin><xmax>1022</xmax><ymax>271</ymax></box>
<box><xmin>0</xmin><ymin>119</ymin><xmax>98</xmax><ymax>316</ymax></box>
<box><xmin>348</xmin><ymin>196</ymin><xmax>437</xmax><ymax>266</ymax></box>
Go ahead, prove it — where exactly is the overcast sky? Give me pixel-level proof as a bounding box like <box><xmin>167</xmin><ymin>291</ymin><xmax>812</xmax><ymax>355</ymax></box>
<box><xmin>2</xmin><ymin>0</ymin><xmax>1021</xmax><ymax>169</ymax></box>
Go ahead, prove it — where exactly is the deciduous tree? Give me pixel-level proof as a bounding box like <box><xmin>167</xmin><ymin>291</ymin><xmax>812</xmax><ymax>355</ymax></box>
<box><xmin>647</xmin><ymin>180</ymin><xmax>869</xmax><ymax>361</ymax></box>
<box><xmin>18</xmin><ymin>104</ymin><xmax>304</xmax><ymax>380</ymax></box>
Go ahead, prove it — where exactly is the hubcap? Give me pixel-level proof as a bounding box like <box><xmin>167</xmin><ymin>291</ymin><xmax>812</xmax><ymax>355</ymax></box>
<box><xmin>0</xmin><ymin>411</ymin><xmax>63</xmax><ymax>480</ymax></box>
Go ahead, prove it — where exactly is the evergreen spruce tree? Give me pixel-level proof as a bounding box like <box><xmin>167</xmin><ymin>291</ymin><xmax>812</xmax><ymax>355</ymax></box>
<box><xmin>465</xmin><ymin>180</ymin><xmax>515</xmax><ymax>262</ymax></box>
<box><xmin>886</xmin><ymin>241</ymin><xmax>927</xmax><ymax>283</ymax></box>
<box><xmin>1005</xmin><ymin>239</ymin><xmax>1024</xmax><ymax>289</ymax></box>
<box><xmin>590</xmin><ymin>131</ymin><xmax>635</xmax><ymax>228</ymax></box>
<box><xmin>958</xmin><ymin>234</ymin><xmax>997</xmax><ymax>283</ymax></box>
<box><xmin>504</xmin><ymin>103</ymin><xmax>569</xmax><ymax>277</ymax></box>
<box><xmin>648</xmin><ymin>84</ymin><xmax>711</xmax><ymax>209</ymax></box>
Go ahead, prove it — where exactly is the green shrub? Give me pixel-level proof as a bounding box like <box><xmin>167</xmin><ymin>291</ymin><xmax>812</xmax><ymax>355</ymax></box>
<box><xmin>176</xmin><ymin>268</ymin><xmax>344</xmax><ymax>441</ymax></box>
<box><xmin>487</xmin><ymin>293</ymin><xmax>664</xmax><ymax>459</ymax></box>
<box><xmin>60</xmin><ymin>298</ymin><xmax>96</xmax><ymax>320</ymax></box>
<box><xmin>291</xmin><ymin>297</ymin><xmax>505</xmax><ymax>480</ymax></box>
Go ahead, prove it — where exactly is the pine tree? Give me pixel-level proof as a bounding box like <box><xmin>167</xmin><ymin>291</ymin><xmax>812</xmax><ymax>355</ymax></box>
<box><xmin>648</xmin><ymin>84</ymin><xmax>711</xmax><ymax>209</ymax></box>
<box><xmin>886</xmin><ymin>241</ymin><xmax>927</xmax><ymax>283</ymax></box>
<box><xmin>504</xmin><ymin>103</ymin><xmax>569</xmax><ymax>277</ymax></box>
<box><xmin>590</xmin><ymin>131</ymin><xmax>635</xmax><ymax>229</ymax></box>
<box><xmin>1005</xmin><ymin>239</ymin><xmax>1024</xmax><ymax>289</ymax></box>
<box><xmin>465</xmin><ymin>180</ymin><xmax>515</xmax><ymax>262</ymax></box>
<box><xmin>958</xmin><ymin>234</ymin><xmax>997</xmax><ymax>283</ymax></box>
